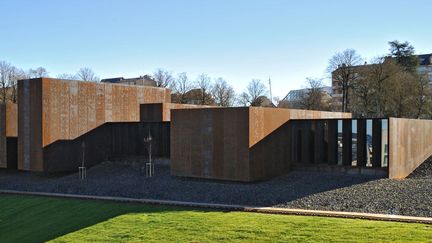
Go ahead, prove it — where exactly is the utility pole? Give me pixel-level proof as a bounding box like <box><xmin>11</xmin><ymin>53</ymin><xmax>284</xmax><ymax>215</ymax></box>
<box><xmin>268</xmin><ymin>76</ymin><xmax>273</xmax><ymax>104</ymax></box>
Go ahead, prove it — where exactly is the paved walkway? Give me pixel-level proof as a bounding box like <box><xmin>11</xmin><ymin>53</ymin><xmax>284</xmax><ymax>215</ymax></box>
<box><xmin>1</xmin><ymin>189</ymin><xmax>431</xmax><ymax>224</ymax></box>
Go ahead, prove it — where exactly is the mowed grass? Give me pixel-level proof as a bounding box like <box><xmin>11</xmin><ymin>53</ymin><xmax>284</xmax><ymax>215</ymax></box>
<box><xmin>0</xmin><ymin>195</ymin><xmax>430</xmax><ymax>243</ymax></box>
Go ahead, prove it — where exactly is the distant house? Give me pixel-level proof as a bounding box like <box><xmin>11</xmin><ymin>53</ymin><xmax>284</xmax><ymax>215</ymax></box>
<box><xmin>101</xmin><ymin>75</ymin><xmax>157</xmax><ymax>87</ymax></box>
<box><xmin>417</xmin><ymin>53</ymin><xmax>432</xmax><ymax>82</ymax></box>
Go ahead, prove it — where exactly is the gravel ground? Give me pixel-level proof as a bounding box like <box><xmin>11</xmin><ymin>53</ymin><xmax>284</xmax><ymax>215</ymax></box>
<box><xmin>0</xmin><ymin>158</ymin><xmax>431</xmax><ymax>217</ymax></box>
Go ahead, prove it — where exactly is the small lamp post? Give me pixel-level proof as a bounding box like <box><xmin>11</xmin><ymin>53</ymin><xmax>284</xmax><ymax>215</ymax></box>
<box><xmin>144</xmin><ymin>132</ymin><xmax>154</xmax><ymax>177</ymax></box>
<box><xmin>78</xmin><ymin>141</ymin><xmax>86</xmax><ymax>180</ymax></box>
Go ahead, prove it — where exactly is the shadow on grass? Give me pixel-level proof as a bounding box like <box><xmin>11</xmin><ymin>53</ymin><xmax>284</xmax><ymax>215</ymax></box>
<box><xmin>0</xmin><ymin>194</ymin><xmax>209</xmax><ymax>243</ymax></box>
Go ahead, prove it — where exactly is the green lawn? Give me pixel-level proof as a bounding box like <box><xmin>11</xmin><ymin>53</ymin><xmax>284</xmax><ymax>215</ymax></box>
<box><xmin>0</xmin><ymin>195</ymin><xmax>430</xmax><ymax>243</ymax></box>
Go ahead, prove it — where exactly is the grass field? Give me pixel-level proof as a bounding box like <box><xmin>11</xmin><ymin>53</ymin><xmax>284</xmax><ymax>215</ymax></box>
<box><xmin>0</xmin><ymin>195</ymin><xmax>430</xmax><ymax>242</ymax></box>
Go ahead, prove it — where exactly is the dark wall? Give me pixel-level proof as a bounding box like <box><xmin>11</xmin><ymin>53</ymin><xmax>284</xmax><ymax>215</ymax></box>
<box><xmin>18</xmin><ymin>78</ymin><xmax>43</xmax><ymax>171</ymax></box>
<box><xmin>6</xmin><ymin>137</ymin><xmax>18</xmax><ymax>170</ymax></box>
<box><xmin>110</xmin><ymin>122</ymin><xmax>170</xmax><ymax>159</ymax></box>
<box><xmin>43</xmin><ymin>122</ymin><xmax>170</xmax><ymax>172</ymax></box>
<box><xmin>288</xmin><ymin>119</ymin><xmax>387</xmax><ymax>168</ymax></box>
<box><xmin>249</xmin><ymin>121</ymin><xmax>292</xmax><ymax>181</ymax></box>
<box><xmin>140</xmin><ymin>103</ymin><xmax>163</xmax><ymax>122</ymax></box>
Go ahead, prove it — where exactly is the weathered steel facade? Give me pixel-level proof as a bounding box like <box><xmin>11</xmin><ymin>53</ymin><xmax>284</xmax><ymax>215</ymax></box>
<box><xmin>0</xmin><ymin>103</ymin><xmax>18</xmax><ymax>169</ymax></box>
<box><xmin>389</xmin><ymin>118</ymin><xmax>432</xmax><ymax>178</ymax></box>
<box><xmin>171</xmin><ymin>107</ymin><xmax>352</xmax><ymax>181</ymax></box>
<box><xmin>8</xmin><ymin>77</ymin><xmax>432</xmax><ymax>181</ymax></box>
<box><xmin>18</xmin><ymin>78</ymin><xmax>171</xmax><ymax>172</ymax></box>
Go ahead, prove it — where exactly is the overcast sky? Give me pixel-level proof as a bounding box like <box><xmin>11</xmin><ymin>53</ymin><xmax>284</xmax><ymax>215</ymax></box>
<box><xmin>1</xmin><ymin>0</ymin><xmax>431</xmax><ymax>98</ymax></box>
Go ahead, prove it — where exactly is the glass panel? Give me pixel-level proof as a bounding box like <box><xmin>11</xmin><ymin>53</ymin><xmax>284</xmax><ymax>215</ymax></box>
<box><xmin>337</xmin><ymin>120</ymin><xmax>343</xmax><ymax>165</ymax></box>
<box><xmin>381</xmin><ymin>119</ymin><xmax>389</xmax><ymax>167</ymax></box>
<box><xmin>352</xmin><ymin>120</ymin><xmax>357</xmax><ymax>166</ymax></box>
<box><xmin>366</xmin><ymin>119</ymin><xmax>373</xmax><ymax>167</ymax></box>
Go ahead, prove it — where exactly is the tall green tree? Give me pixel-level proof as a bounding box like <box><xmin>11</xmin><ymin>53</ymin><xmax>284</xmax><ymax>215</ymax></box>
<box><xmin>388</xmin><ymin>40</ymin><xmax>419</xmax><ymax>72</ymax></box>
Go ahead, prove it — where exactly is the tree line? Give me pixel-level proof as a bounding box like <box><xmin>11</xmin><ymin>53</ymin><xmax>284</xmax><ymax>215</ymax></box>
<box><xmin>152</xmin><ymin>70</ymin><xmax>270</xmax><ymax>107</ymax></box>
<box><xmin>287</xmin><ymin>40</ymin><xmax>431</xmax><ymax>119</ymax></box>
<box><xmin>3</xmin><ymin>40</ymin><xmax>428</xmax><ymax>118</ymax></box>
<box><xmin>0</xmin><ymin>62</ymin><xmax>100</xmax><ymax>104</ymax></box>
<box><xmin>0</xmin><ymin>61</ymin><xmax>272</xmax><ymax>107</ymax></box>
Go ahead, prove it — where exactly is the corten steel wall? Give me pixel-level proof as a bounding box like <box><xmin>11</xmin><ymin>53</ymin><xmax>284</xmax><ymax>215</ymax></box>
<box><xmin>171</xmin><ymin>107</ymin><xmax>250</xmax><ymax>181</ymax></box>
<box><xmin>171</xmin><ymin>107</ymin><xmax>351</xmax><ymax>182</ymax></box>
<box><xmin>0</xmin><ymin>103</ymin><xmax>18</xmax><ymax>169</ymax></box>
<box><xmin>248</xmin><ymin>108</ymin><xmax>351</xmax><ymax>147</ymax></box>
<box><xmin>18</xmin><ymin>78</ymin><xmax>171</xmax><ymax>172</ymax></box>
<box><xmin>140</xmin><ymin>103</ymin><xmax>214</xmax><ymax>122</ymax></box>
<box><xmin>6</xmin><ymin>104</ymin><xmax>18</xmax><ymax>169</ymax></box>
<box><xmin>248</xmin><ymin>107</ymin><xmax>351</xmax><ymax>180</ymax></box>
<box><xmin>389</xmin><ymin>118</ymin><xmax>432</xmax><ymax>179</ymax></box>
<box><xmin>5</xmin><ymin>103</ymin><xmax>17</xmax><ymax>137</ymax></box>
<box><xmin>43</xmin><ymin>122</ymin><xmax>170</xmax><ymax>172</ymax></box>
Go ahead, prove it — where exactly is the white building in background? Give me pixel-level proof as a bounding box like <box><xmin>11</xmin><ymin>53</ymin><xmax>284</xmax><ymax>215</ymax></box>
<box><xmin>417</xmin><ymin>53</ymin><xmax>432</xmax><ymax>84</ymax></box>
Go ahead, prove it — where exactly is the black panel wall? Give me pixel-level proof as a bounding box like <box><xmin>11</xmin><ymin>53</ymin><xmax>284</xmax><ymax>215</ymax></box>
<box><xmin>357</xmin><ymin>119</ymin><xmax>367</xmax><ymax>166</ymax></box>
<box><xmin>43</xmin><ymin>122</ymin><xmax>170</xmax><ymax>172</ymax></box>
<box><xmin>288</xmin><ymin>119</ymin><xmax>387</xmax><ymax>169</ymax></box>
<box><xmin>372</xmin><ymin>119</ymin><xmax>382</xmax><ymax>167</ymax></box>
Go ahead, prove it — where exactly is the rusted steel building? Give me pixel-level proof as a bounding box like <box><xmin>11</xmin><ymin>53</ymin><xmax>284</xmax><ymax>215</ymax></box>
<box><xmin>1</xmin><ymin>77</ymin><xmax>431</xmax><ymax>182</ymax></box>
<box><xmin>17</xmin><ymin>78</ymin><xmax>170</xmax><ymax>172</ymax></box>
<box><xmin>170</xmin><ymin>107</ymin><xmax>352</xmax><ymax>181</ymax></box>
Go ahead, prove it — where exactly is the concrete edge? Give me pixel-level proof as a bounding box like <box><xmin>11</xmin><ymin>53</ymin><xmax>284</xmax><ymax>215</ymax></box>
<box><xmin>1</xmin><ymin>190</ymin><xmax>431</xmax><ymax>225</ymax></box>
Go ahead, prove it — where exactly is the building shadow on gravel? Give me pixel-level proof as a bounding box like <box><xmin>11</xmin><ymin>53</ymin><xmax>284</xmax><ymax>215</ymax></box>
<box><xmin>0</xmin><ymin>161</ymin><xmax>384</xmax><ymax>208</ymax></box>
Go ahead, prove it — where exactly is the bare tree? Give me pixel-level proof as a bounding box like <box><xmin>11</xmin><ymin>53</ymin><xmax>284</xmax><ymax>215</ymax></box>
<box><xmin>195</xmin><ymin>73</ymin><xmax>214</xmax><ymax>105</ymax></box>
<box><xmin>212</xmin><ymin>78</ymin><xmax>235</xmax><ymax>107</ymax></box>
<box><xmin>57</xmin><ymin>73</ymin><xmax>78</xmax><ymax>80</ymax></box>
<box><xmin>28</xmin><ymin>67</ymin><xmax>48</xmax><ymax>78</ymax></box>
<box><xmin>297</xmin><ymin>78</ymin><xmax>330</xmax><ymax>110</ymax></box>
<box><xmin>172</xmin><ymin>72</ymin><xmax>194</xmax><ymax>104</ymax></box>
<box><xmin>412</xmin><ymin>73</ymin><xmax>431</xmax><ymax>118</ymax></box>
<box><xmin>0</xmin><ymin>61</ymin><xmax>27</xmax><ymax>104</ymax></box>
<box><xmin>0</xmin><ymin>61</ymin><xmax>12</xmax><ymax>104</ymax></box>
<box><xmin>76</xmin><ymin>67</ymin><xmax>100</xmax><ymax>82</ymax></box>
<box><xmin>327</xmin><ymin>49</ymin><xmax>362</xmax><ymax>112</ymax></box>
<box><xmin>9</xmin><ymin>67</ymin><xmax>26</xmax><ymax>103</ymax></box>
<box><xmin>236</xmin><ymin>92</ymin><xmax>250</xmax><ymax>106</ymax></box>
<box><xmin>239</xmin><ymin>79</ymin><xmax>268</xmax><ymax>106</ymax></box>
<box><xmin>153</xmin><ymin>68</ymin><xmax>174</xmax><ymax>88</ymax></box>
<box><xmin>351</xmin><ymin>57</ymin><xmax>400</xmax><ymax>117</ymax></box>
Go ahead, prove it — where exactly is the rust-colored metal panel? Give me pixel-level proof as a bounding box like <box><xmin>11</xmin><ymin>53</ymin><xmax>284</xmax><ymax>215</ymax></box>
<box><xmin>0</xmin><ymin>103</ymin><xmax>18</xmax><ymax>169</ymax></box>
<box><xmin>389</xmin><ymin>118</ymin><xmax>432</xmax><ymax>179</ymax></box>
<box><xmin>5</xmin><ymin>103</ymin><xmax>17</xmax><ymax>137</ymax></box>
<box><xmin>39</xmin><ymin>78</ymin><xmax>170</xmax><ymax>146</ymax></box>
<box><xmin>170</xmin><ymin>107</ymin><xmax>250</xmax><ymax>181</ymax></box>
<box><xmin>172</xmin><ymin>107</ymin><xmax>352</xmax><ymax>182</ymax></box>
<box><xmin>18</xmin><ymin>78</ymin><xmax>171</xmax><ymax>172</ymax></box>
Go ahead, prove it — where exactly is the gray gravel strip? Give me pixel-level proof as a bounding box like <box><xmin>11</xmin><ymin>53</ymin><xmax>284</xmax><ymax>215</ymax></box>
<box><xmin>0</xmin><ymin>157</ymin><xmax>431</xmax><ymax>218</ymax></box>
